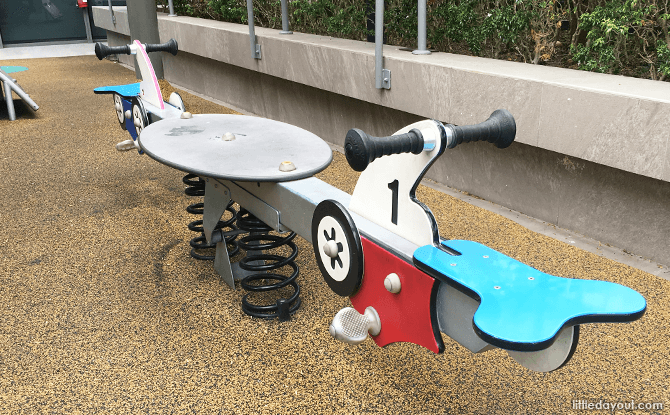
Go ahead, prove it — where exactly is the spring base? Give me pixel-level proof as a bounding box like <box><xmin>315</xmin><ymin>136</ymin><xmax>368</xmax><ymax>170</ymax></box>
<box><xmin>183</xmin><ymin>173</ymin><xmax>238</xmax><ymax>260</ymax></box>
<box><xmin>237</xmin><ymin>208</ymin><xmax>301</xmax><ymax>321</ymax></box>
<box><xmin>182</xmin><ymin>177</ymin><xmax>301</xmax><ymax>320</ymax></box>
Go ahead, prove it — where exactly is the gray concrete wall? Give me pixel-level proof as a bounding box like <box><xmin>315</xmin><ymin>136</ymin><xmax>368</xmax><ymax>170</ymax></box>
<box><xmin>92</xmin><ymin>7</ymin><xmax>670</xmax><ymax>266</ymax></box>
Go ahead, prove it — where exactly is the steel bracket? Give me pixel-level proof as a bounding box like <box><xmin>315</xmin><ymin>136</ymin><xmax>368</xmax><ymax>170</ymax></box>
<box><xmin>252</xmin><ymin>43</ymin><xmax>262</xmax><ymax>60</ymax></box>
<box><xmin>381</xmin><ymin>69</ymin><xmax>391</xmax><ymax>90</ymax></box>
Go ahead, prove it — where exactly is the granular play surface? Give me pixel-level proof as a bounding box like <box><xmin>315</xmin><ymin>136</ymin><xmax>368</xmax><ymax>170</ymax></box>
<box><xmin>0</xmin><ymin>56</ymin><xmax>667</xmax><ymax>414</ymax></box>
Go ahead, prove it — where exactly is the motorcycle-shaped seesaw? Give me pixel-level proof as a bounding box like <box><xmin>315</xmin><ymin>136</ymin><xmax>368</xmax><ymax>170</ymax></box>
<box><xmin>94</xmin><ymin>39</ymin><xmax>646</xmax><ymax>373</ymax></box>
<box><xmin>92</xmin><ymin>38</ymin><xmax>183</xmax><ymax>151</ymax></box>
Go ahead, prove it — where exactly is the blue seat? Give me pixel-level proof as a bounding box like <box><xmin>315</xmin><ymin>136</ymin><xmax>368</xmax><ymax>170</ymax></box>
<box><xmin>1</xmin><ymin>66</ymin><xmax>29</xmax><ymax>74</ymax></box>
<box><xmin>413</xmin><ymin>240</ymin><xmax>646</xmax><ymax>351</ymax></box>
<box><xmin>93</xmin><ymin>83</ymin><xmax>141</xmax><ymax>98</ymax></box>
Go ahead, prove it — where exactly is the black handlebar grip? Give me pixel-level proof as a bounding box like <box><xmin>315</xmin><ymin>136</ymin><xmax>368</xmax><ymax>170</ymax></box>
<box><xmin>144</xmin><ymin>39</ymin><xmax>179</xmax><ymax>56</ymax></box>
<box><xmin>445</xmin><ymin>109</ymin><xmax>516</xmax><ymax>149</ymax></box>
<box><xmin>94</xmin><ymin>43</ymin><xmax>131</xmax><ymax>60</ymax></box>
<box><xmin>94</xmin><ymin>39</ymin><xmax>178</xmax><ymax>61</ymax></box>
<box><xmin>344</xmin><ymin>128</ymin><xmax>424</xmax><ymax>172</ymax></box>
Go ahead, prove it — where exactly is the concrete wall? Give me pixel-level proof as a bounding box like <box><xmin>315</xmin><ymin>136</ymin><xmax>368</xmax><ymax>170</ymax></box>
<box><xmin>93</xmin><ymin>7</ymin><xmax>670</xmax><ymax>266</ymax></box>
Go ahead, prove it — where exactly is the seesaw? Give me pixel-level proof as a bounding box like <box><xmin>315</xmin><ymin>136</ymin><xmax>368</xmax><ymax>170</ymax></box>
<box><xmin>94</xmin><ymin>42</ymin><xmax>646</xmax><ymax>373</ymax></box>
<box><xmin>1</xmin><ymin>66</ymin><xmax>39</xmax><ymax>121</ymax></box>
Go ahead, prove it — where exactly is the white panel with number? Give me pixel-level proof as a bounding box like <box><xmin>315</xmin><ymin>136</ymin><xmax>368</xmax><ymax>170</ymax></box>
<box><xmin>348</xmin><ymin>120</ymin><xmax>444</xmax><ymax>247</ymax></box>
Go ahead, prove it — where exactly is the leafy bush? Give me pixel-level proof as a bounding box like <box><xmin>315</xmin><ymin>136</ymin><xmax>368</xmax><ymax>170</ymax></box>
<box><xmin>156</xmin><ymin>0</ymin><xmax>670</xmax><ymax>81</ymax></box>
<box><xmin>207</xmin><ymin>0</ymin><xmax>247</xmax><ymax>22</ymax></box>
<box><xmin>290</xmin><ymin>0</ymin><xmax>367</xmax><ymax>38</ymax></box>
<box><xmin>569</xmin><ymin>0</ymin><xmax>669</xmax><ymax>80</ymax></box>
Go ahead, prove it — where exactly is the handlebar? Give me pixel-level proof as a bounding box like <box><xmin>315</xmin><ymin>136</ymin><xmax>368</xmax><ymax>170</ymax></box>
<box><xmin>444</xmin><ymin>109</ymin><xmax>516</xmax><ymax>149</ymax></box>
<box><xmin>345</xmin><ymin>128</ymin><xmax>424</xmax><ymax>172</ymax></box>
<box><xmin>94</xmin><ymin>39</ymin><xmax>179</xmax><ymax>60</ymax></box>
<box><xmin>344</xmin><ymin>109</ymin><xmax>516</xmax><ymax>172</ymax></box>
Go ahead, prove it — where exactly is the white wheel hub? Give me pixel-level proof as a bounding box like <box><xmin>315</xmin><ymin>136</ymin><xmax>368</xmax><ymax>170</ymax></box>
<box><xmin>133</xmin><ymin>105</ymin><xmax>144</xmax><ymax>133</ymax></box>
<box><xmin>323</xmin><ymin>240</ymin><xmax>340</xmax><ymax>258</ymax></box>
<box><xmin>113</xmin><ymin>94</ymin><xmax>124</xmax><ymax>124</ymax></box>
<box><xmin>316</xmin><ymin>216</ymin><xmax>350</xmax><ymax>282</ymax></box>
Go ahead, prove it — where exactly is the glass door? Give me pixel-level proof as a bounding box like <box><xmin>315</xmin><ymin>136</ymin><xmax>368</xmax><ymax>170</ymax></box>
<box><xmin>0</xmin><ymin>0</ymin><xmax>126</xmax><ymax>45</ymax></box>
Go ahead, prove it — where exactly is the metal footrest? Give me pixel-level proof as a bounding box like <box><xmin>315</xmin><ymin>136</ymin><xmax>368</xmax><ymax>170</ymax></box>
<box><xmin>329</xmin><ymin>306</ymin><xmax>381</xmax><ymax>345</ymax></box>
<box><xmin>116</xmin><ymin>139</ymin><xmax>139</xmax><ymax>151</ymax></box>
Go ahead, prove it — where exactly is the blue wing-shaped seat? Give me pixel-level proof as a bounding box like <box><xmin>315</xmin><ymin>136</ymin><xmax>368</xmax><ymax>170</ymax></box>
<box><xmin>1</xmin><ymin>66</ymin><xmax>29</xmax><ymax>74</ymax></box>
<box><xmin>413</xmin><ymin>240</ymin><xmax>646</xmax><ymax>351</ymax></box>
<box><xmin>93</xmin><ymin>83</ymin><xmax>141</xmax><ymax>98</ymax></box>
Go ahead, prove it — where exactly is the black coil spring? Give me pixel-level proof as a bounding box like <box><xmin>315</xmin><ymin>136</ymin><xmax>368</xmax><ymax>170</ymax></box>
<box><xmin>236</xmin><ymin>208</ymin><xmax>301</xmax><ymax>321</ymax></box>
<box><xmin>183</xmin><ymin>173</ymin><xmax>239</xmax><ymax>260</ymax></box>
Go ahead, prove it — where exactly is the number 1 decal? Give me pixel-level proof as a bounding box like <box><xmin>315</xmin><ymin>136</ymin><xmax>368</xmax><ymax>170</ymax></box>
<box><xmin>388</xmin><ymin>179</ymin><xmax>399</xmax><ymax>225</ymax></box>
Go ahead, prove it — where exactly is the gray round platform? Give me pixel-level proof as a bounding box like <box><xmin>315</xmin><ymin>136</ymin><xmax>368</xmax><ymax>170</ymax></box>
<box><xmin>139</xmin><ymin>114</ymin><xmax>333</xmax><ymax>182</ymax></box>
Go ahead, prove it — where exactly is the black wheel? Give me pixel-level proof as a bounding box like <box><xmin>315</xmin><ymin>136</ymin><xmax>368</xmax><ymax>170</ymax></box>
<box><xmin>131</xmin><ymin>97</ymin><xmax>148</xmax><ymax>137</ymax></box>
<box><xmin>311</xmin><ymin>200</ymin><xmax>363</xmax><ymax>297</ymax></box>
<box><xmin>113</xmin><ymin>93</ymin><xmax>126</xmax><ymax>130</ymax></box>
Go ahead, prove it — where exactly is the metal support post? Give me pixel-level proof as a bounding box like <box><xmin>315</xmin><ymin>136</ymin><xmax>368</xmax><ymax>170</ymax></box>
<box><xmin>82</xmin><ymin>8</ymin><xmax>93</xmax><ymax>43</ymax></box>
<box><xmin>412</xmin><ymin>0</ymin><xmax>431</xmax><ymax>55</ymax></box>
<box><xmin>246</xmin><ymin>0</ymin><xmax>262</xmax><ymax>59</ymax></box>
<box><xmin>0</xmin><ymin>30</ymin><xmax>4</xmax><ymax>49</ymax></box>
<box><xmin>203</xmin><ymin>180</ymin><xmax>236</xmax><ymax>289</ymax></box>
<box><xmin>375</xmin><ymin>0</ymin><xmax>390</xmax><ymax>89</ymax></box>
<box><xmin>168</xmin><ymin>0</ymin><xmax>177</xmax><ymax>17</ymax></box>
<box><xmin>3</xmin><ymin>81</ymin><xmax>16</xmax><ymax>121</ymax></box>
<box><xmin>279</xmin><ymin>0</ymin><xmax>292</xmax><ymax>34</ymax></box>
<box><xmin>107</xmin><ymin>0</ymin><xmax>116</xmax><ymax>26</ymax></box>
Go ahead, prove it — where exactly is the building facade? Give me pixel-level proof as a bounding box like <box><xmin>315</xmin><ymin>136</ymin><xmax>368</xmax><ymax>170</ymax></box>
<box><xmin>0</xmin><ymin>0</ymin><xmax>126</xmax><ymax>47</ymax></box>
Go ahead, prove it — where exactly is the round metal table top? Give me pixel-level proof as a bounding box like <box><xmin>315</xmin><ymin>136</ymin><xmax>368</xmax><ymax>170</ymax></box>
<box><xmin>139</xmin><ymin>114</ymin><xmax>333</xmax><ymax>182</ymax></box>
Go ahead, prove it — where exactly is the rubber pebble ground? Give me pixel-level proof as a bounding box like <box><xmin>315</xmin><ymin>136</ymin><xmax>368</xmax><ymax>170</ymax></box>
<box><xmin>0</xmin><ymin>56</ymin><xmax>668</xmax><ymax>414</ymax></box>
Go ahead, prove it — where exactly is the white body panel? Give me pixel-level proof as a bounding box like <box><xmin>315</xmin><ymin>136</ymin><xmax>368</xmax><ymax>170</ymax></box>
<box><xmin>132</xmin><ymin>40</ymin><xmax>164</xmax><ymax>110</ymax></box>
<box><xmin>142</xmin><ymin>99</ymin><xmax>183</xmax><ymax>122</ymax></box>
<box><xmin>348</xmin><ymin>120</ymin><xmax>443</xmax><ymax>248</ymax></box>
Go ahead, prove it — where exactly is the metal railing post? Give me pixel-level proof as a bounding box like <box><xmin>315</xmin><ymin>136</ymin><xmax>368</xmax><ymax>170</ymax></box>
<box><xmin>366</xmin><ymin>0</ymin><xmax>375</xmax><ymax>42</ymax></box>
<box><xmin>247</xmin><ymin>0</ymin><xmax>262</xmax><ymax>59</ymax></box>
<box><xmin>375</xmin><ymin>0</ymin><xmax>390</xmax><ymax>89</ymax></box>
<box><xmin>107</xmin><ymin>0</ymin><xmax>116</xmax><ymax>26</ymax></box>
<box><xmin>412</xmin><ymin>0</ymin><xmax>431</xmax><ymax>54</ymax></box>
<box><xmin>279</xmin><ymin>0</ymin><xmax>292</xmax><ymax>34</ymax></box>
<box><xmin>168</xmin><ymin>0</ymin><xmax>177</xmax><ymax>17</ymax></box>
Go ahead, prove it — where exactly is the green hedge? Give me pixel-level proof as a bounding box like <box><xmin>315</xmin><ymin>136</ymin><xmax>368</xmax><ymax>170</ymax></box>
<box><xmin>159</xmin><ymin>0</ymin><xmax>670</xmax><ymax>81</ymax></box>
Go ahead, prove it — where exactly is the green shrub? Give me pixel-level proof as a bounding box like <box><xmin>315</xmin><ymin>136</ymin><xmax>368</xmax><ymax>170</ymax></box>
<box><xmin>570</xmin><ymin>0</ymin><xmax>669</xmax><ymax>79</ymax></box>
<box><xmin>156</xmin><ymin>0</ymin><xmax>670</xmax><ymax>81</ymax></box>
<box><xmin>290</xmin><ymin>0</ymin><xmax>367</xmax><ymax>38</ymax></box>
<box><xmin>207</xmin><ymin>0</ymin><xmax>247</xmax><ymax>23</ymax></box>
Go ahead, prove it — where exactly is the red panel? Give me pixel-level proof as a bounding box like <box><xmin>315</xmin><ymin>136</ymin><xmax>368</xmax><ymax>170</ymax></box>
<box><xmin>350</xmin><ymin>237</ymin><xmax>443</xmax><ymax>353</ymax></box>
<box><xmin>77</xmin><ymin>0</ymin><xmax>88</xmax><ymax>8</ymax></box>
